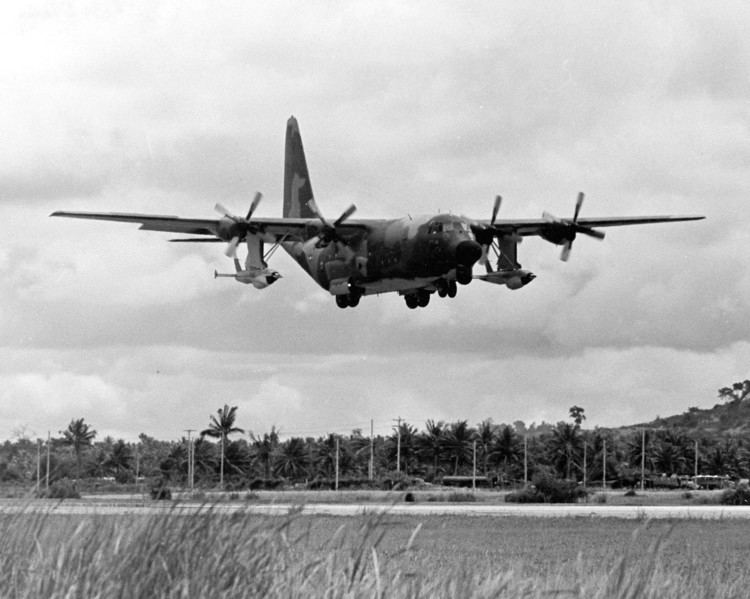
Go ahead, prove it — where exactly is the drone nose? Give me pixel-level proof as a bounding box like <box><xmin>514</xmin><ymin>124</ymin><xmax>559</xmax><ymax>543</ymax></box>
<box><xmin>456</xmin><ymin>240</ymin><xmax>482</xmax><ymax>267</ymax></box>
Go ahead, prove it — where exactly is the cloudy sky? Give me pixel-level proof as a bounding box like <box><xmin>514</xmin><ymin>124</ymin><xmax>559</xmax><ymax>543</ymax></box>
<box><xmin>1</xmin><ymin>1</ymin><xmax>748</xmax><ymax>442</ymax></box>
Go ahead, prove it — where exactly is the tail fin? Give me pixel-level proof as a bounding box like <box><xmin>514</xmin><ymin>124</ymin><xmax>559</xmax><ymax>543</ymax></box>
<box><xmin>283</xmin><ymin>116</ymin><xmax>316</xmax><ymax>218</ymax></box>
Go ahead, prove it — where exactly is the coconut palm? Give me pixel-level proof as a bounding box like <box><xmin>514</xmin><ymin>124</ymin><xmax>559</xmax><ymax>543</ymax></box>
<box><xmin>250</xmin><ymin>427</ymin><xmax>279</xmax><ymax>479</ymax></box>
<box><xmin>273</xmin><ymin>437</ymin><xmax>309</xmax><ymax>480</ymax></box>
<box><xmin>105</xmin><ymin>439</ymin><xmax>133</xmax><ymax>481</ymax></box>
<box><xmin>548</xmin><ymin>422</ymin><xmax>581</xmax><ymax>480</ymax></box>
<box><xmin>444</xmin><ymin>420</ymin><xmax>475</xmax><ymax>475</ymax></box>
<box><xmin>201</xmin><ymin>405</ymin><xmax>244</xmax><ymax>488</ymax></box>
<box><xmin>418</xmin><ymin>420</ymin><xmax>445</xmax><ymax>479</ymax></box>
<box><xmin>62</xmin><ymin>418</ymin><xmax>97</xmax><ymax>480</ymax></box>
<box><xmin>491</xmin><ymin>425</ymin><xmax>522</xmax><ymax>481</ymax></box>
<box><xmin>475</xmin><ymin>419</ymin><xmax>497</xmax><ymax>476</ymax></box>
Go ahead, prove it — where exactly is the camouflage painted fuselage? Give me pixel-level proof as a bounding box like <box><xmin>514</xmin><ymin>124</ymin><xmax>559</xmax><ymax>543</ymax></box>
<box><xmin>282</xmin><ymin>213</ymin><xmax>481</xmax><ymax>296</ymax></box>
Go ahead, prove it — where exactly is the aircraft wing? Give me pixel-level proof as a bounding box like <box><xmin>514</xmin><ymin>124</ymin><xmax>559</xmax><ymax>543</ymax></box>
<box><xmin>483</xmin><ymin>215</ymin><xmax>705</xmax><ymax>237</ymax></box>
<box><xmin>48</xmin><ymin>211</ymin><xmax>368</xmax><ymax>242</ymax></box>
<box><xmin>49</xmin><ymin>212</ymin><xmax>222</xmax><ymax>235</ymax></box>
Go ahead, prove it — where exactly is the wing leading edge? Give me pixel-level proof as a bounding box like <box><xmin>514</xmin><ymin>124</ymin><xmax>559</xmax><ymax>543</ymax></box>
<box><xmin>48</xmin><ymin>211</ymin><xmax>364</xmax><ymax>242</ymax></box>
<box><xmin>484</xmin><ymin>214</ymin><xmax>705</xmax><ymax>237</ymax></box>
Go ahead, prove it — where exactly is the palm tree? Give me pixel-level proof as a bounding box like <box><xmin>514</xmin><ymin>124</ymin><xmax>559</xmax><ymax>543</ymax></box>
<box><xmin>475</xmin><ymin>419</ymin><xmax>497</xmax><ymax>476</ymax></box>
<box><xmin>273</xmin><ymin>437</ymin><xmax>309</xmax><ymax>480</ymax></box>
<box><xmin>201</xmin><ymin>405</ymin><xmax>244</xmax><ymax>488</ymax></box>
<box><xmin>250</xmin><ymin>428</ymin><xmax>279</xmax><ymax>479</ymax></box>
<box><xmin>105</xmin><ymin>439</ymin><xmax>133</xmax><ymax>481</ymax></box>
<box><xmin>548</xmin><ymin>422</ymin><xmax>581</xmax><ymax>480</ymax></box>
<box><xmin>491</xmin><ymin>425</ymin><xmax>522</xmax><ymax>482</ymax></box>
<box><xmin>418</xmin><ymin>420</ymin><xmax>445</xmax><ymax>479</ymax></box>
<box><xmin>444</xmin><ymin>420</ymin><xmax>475</xmax><ymax>475</ymax></box>
<box><xmin>62</xmin><ymin>418</ymin><xmax>97</xmax><ymax>480</ymax></box>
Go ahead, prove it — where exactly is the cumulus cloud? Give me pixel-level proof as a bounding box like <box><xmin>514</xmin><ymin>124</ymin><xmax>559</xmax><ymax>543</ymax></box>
<box><xmin>0</xmin><ymin>2</ymin><xmax>747</xmax><ymax>439</ymax></box>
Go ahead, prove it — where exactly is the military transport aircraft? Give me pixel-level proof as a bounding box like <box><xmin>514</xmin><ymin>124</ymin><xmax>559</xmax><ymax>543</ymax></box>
<box><xmin>51</xmin><ymin>117</ymin><xmax>704</xmax><ymax>309</ymax></box>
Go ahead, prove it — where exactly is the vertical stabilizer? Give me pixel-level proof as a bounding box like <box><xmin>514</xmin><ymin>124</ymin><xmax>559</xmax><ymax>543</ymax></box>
<box><xmin>283</xmin><ymin>116</ymin><xmax>316</xmax><ymax>218</ymax></box>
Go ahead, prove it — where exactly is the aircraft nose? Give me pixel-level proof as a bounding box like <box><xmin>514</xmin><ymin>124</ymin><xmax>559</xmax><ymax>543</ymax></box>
<box><xmin>456</xmin><ymin>240</ymin><xmax>482</xmax><ymax>267</ymax></box>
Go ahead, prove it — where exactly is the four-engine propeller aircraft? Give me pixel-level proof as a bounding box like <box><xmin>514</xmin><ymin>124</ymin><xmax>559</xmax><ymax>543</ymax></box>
<box><xmin>51</xmin><ymin>117</ymin><xmax>704</xmax><ymax>309</ymax></box>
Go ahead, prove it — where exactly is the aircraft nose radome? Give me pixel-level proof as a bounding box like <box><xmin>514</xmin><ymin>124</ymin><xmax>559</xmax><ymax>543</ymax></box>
<box><xmin>456</xmin><ymin>240</ymin><xmax>482</xmax><ymax>267</ymax></box>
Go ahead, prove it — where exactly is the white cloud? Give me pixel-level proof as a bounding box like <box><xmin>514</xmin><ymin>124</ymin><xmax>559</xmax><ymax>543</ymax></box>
<box><xmin>0</xmin><ymin>1</ymin><xmax>747</xmax><ymax>440</ymax></box>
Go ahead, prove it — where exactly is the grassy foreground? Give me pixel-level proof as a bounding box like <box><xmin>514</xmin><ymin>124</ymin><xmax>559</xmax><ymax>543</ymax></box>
<box><xmin>1</xmin><ymin>506</ymin><xmax>749</xmax><ymax>598</ymax></box>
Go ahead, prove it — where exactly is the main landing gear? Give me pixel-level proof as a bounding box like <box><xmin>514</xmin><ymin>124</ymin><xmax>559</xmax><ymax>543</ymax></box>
<box><xmin>404</xmin><ymin>289</ymin><xmax>431</xmax><ymax>309</ymax></box>
<box><xmin>335</xmin><ymin>290</ymin><xmax>361</xmax><ymax>308</ymax></box>
<box><xmin>436</xmin><ymin>279</ymin><xmax>457</xmax><ymax>299</ymax></box>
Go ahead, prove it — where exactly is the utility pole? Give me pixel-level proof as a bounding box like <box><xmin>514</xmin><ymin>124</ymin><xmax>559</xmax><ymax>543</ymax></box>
<box><xmin>583</xmin><ymin>440</ymin><xmax>587</xmax><ymax>488</ymax></box>
<box><xmin>45</xmin><ymin>431</ymin><xmax>50</xmax><ymax>492</ymax></box>
<box><xmin>335</xmin><ymin>435</ymin><xmax>340</xmax><ymax>490</ymax></box>
<box><xmin>369</xmin><ymin>419</ymin><xmax>374</xmax><ymax>481</ymax></box>
<box><xmin>694</xmin><ymin>438</ymin><xmax>699</xmax><ymax>477</ymax></box>
<box><xmin>523</xmin><ymin>434</ymin><xmax>528</xmax><ymax>487</ymax></box>
<box><xmin>640</xmin><ymin>428</ymin><xmax>646</xmax><ymax>492</ymax></box>
<box><xmin>393</xmin><ymin>417</ymin><xmax>402</xmax><ymax>473</ymax></box>
<box><xmin>602</xmin><ymin>439</ymin><xmax>607</xmax><ymax>490</ymax></box>
<box><xmin>185</xmin><ymin>429</ymin><xmax>195</xmax><ymax>492</ymax></box>
<box><xmin>36</xmin><ymin>439</ymin><xmax>41</xmax><ymax>493</ymax></box>
<box><xmin>472</xmin><ymin>440</ymin><xmax>477</xmax><ymax>490</ymax></box>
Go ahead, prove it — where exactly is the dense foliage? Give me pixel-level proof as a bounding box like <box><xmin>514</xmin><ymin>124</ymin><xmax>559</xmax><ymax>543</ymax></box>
<box><xmin>5</xmin><ymin>385</ymin><xmax>750</xmax><ymax>491</ymax></box>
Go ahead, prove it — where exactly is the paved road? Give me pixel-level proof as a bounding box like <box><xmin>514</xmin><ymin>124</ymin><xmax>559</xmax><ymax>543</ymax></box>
<box><xmin>2</xmin><ymin>500</ymin><xmax>750</xmax><ymax>519</ymax></box>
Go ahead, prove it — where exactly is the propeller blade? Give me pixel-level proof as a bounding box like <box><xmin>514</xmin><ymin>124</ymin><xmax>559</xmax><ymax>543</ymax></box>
<box><xmin>306</xmin><ymin>198</ymin><xmax>328</xmax><ymax>225</ymax></box>
<box><xmin>561</xmin><ymin>241</ymin><xmax>573</xmax><ymax>262</ymax></box>
<box><xmin>215</xmin><ymin>203</ymin><xmax>234</xmax><ymax>219</ymax></box>
<box><xmin>333</xmin><ymin>204</ymin><xmax>357</xmax><ymax>227</ymax></box>
<box><xmin>573</xmin><ymin>192</ymin><xmax>584</xmax><ymax>223</ymax></box>
<box><xmin>224</xmin><ymin>236</ymin><xmax>240</xmax><ymax>258</ymax></box>
<box><xmin>246</xmin><ymin>192</ymin><xmax>262</xmax><ymax>220</ymax></box>
<box><xmin>577</xmin><ymin>226</ymin><xmax>606</xmax><ymax>240</ymax></box>
<box><xmin>491</xmin><ymin>195</ymin><xmax>502</xmax><ymax>226</ymax></box>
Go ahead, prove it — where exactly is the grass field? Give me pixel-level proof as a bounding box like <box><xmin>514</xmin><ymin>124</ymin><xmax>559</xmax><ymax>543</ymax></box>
<box><xmin>1</xmin><ymin>504</ymin><xmax>749</xmax><ymax>598</ymax></box>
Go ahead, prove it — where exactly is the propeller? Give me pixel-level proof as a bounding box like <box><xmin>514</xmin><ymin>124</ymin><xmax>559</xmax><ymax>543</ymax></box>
<box><xmin>543</xmin><ymin>192</ymin><xmax>605</xmax><ymax>261</ymax></box>
<box><xmin>215</xmin><ymin>192</ymin><xmax>262</xmax><ymax>258</ymax></box>
<box><xmin>479</xmin><ymin>195</ymin><xmax>502</xmax><ymax>270</ymax></box>
<box><xmin>306</xmin><ymin>198</ymin><xmax>357</xmax><ymax>253</ymax></box>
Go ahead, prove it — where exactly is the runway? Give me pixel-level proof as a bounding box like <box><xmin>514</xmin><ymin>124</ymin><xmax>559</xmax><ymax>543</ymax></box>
<box><xmin>2</xmin><ymin>500</ymin><xmax>750</xmax><ymax>519</ymax></box>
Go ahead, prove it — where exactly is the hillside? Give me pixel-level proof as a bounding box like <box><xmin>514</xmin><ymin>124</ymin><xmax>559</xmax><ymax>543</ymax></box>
<box><xmin>620</xmin><ymin>398</ymin><xmax>750</xmax><ymax>439</ymax></box>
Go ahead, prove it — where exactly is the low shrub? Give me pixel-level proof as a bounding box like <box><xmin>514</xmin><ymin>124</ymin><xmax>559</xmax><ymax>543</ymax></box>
<box><xmin>594</xmin><ymin>493</ymin><xmax>608</xmax><ymax>504</ymax></box>
<box><xmin>149</xmin><ymin>479</ymin><xmax>171</xmax><ymax>500</ymax></box>
<box><xmin>720</xmin><ymin>486</ymin><xmax>750</xmax><ymax>505</ymax></box>
<box><xmin>40</xmin><ymin>479</ymin><xmax>80</xmax><ymax>499</ymax></box>
<box><xmin>506</xmin><ymin>473</ymin><xmax>587</xmax><ymax>504</ymax></box>
<box><xmin>505</xmin><ymin>488</ymin><xmax>544</xmax><ymax>503</ymax></box>
<box><xmin>624</xmin><ymin>489</ymin><xmax>637</xmax><ymax>497</ymax></box>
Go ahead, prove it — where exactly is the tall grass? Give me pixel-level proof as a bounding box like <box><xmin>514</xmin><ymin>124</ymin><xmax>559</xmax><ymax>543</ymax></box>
<box><xmin>0</xmin><ymin>505</ymin><xmax>746</xmax><ymax>598</ymax></box>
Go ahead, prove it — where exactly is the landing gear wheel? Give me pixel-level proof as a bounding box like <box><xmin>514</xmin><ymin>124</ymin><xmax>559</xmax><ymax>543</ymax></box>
<box><xmin>457</xmin><ymin>266</ymin><xmax>472</xmax><ymax>285</ymax></box>
<box><xmin>347</xmin><ymin>292</ymin><xmax>361</xmax><ymax>307</ymax></box>
<box><xmin>404</xmin><ymin>294</ymin><xmax>419</xmax><ymax>309</ymax></box>
<box><xmin>417</xmin><ymin>290</ymin><xmax>430</xmax><ymax>307</ymax></box>
<box><xmin>437</xmin><ymin>280</ymin><xmax>448</xmax><ymax>298</ymax></box>
<box><xmin>336</xmin><ymin>295</ymin><xmax>349</xmax><ymax>309</ymax></box>
<box><xmin>447</xmin><ymin>280</ymin><xmax>457</xmax><ymax>298</ymax></box>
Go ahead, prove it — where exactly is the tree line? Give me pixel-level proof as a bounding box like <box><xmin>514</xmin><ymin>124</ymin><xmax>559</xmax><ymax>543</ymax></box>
<box><xmin>4</xmin><ymin>395</ymin><xmax>750</xmax><ymax>490</ymax></box>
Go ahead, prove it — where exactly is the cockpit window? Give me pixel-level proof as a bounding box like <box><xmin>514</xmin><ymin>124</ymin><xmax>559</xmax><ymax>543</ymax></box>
<box><xmin>428</xmin><ymin>222</ymin><xmax>443</xmax><ymax>234</ymax></box>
